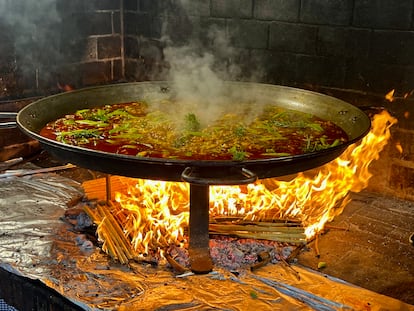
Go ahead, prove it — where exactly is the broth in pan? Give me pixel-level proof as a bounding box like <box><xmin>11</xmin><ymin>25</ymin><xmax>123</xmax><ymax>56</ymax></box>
<box><xmin>40</xmin><ymin>101</ymin><xmax>348</xmax><ymax>161</ymax></box>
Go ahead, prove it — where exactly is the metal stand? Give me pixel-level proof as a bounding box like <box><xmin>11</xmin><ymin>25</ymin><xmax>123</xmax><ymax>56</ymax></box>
<box><xmin>188</xmin><ymin>184</ymin><xmax>213</xmax><ymax>273</ymax></box>
<box><xmin>106</xmin><ymin>174</ymin><xmax>112</xmax><ymax>202</ymax></box>
<box><xmin>103</xmin><ymin>168</ymin><xmax>257</xmax><ymax>274</ymax></box>
<box><xmin>182</xmin><ymin>167</ymin><xmax>257</xmax><ymax>274</ymax></box>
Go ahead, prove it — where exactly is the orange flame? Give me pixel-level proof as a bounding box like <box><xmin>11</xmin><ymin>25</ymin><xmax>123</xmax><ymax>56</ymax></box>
<box><xmin>385</xmin><ymin>89</ymin><xmax>413</xmax><ymax>102</ymax></box>
<box><xmin>385</xmin><ymin>89</ymin><xmax>395</xmax><ymax>102</ymax></box>
<box><xmin>114</xmin><ymin>180</ymin><xmax>189</xmax><ymax>255</ymax></box>
<box><xmin>57</xmin><ymin>82</ymin><xmax>75</xmax><ymax>92</ymax></box>
<box><xmin>403</xmin><ymin>90</ymin><xmax>413</xmax><ymax>99</ymax></box>
<box><xmin>241</xmin><ymin>110</ymin><xmax>397</xmax><ymax>237</ymax></box>
<box><xmin>395</xmin><ymin>142</ymin><xmax>403</xmax><ymax>154</ymax></box>
<box><xmin>110</xmin><ymin>111</ymin><xmax>397</xmax><ymax>255</ymax></box>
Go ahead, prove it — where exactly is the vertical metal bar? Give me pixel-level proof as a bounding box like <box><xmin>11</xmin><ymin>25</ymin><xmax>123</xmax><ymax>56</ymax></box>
<box><xmin>188</xmin><ymin>184</ymin><xmax>213</xmax><ymax>274</ymax></box>
<box><xmin>105</xmin><ymin>174</ymin><xmax>112</xmax><ymax>203</ymax></box>
<box><xmin>119</xmin><ymin>0</ymin><xmax>125</xmax><ymax>79</ymax></box>
<box><xmin>35</xmin><ymin>68</ymin><xmax>39</xmax><ymax>90</ymax></box>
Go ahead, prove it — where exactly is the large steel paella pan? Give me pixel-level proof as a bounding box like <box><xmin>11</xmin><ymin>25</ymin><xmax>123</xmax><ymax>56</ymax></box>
<box><xmin>15</xmin><ymin>81</ymin><xmax>371</xmax><ymax>183</ymax></box>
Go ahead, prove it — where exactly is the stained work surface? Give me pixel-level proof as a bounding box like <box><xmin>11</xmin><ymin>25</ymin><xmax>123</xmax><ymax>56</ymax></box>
<box><xmin>297</xmin><ymin>191</ymin><xmax>414</xmax><ymax>305</ymax></box>
<box><xmin>0</xmin><ymin>173</ymin><xmax>413</xmax><ymax>310</ymax></box>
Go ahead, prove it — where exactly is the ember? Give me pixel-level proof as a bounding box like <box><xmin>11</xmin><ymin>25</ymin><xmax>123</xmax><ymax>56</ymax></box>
<box><xmin>82</xmin><ymin>110</ymin><xmax>397</xmax><ymax>271</ymax></box>
<box><xmin>208</xmin><ymin>237</ymin><xmax>293</xmax><ymax>271</ymax></box>
<box><xmin>164</xmin><ymin>237</ymin><xmax>294</xmax><ymax>272</ymax></box>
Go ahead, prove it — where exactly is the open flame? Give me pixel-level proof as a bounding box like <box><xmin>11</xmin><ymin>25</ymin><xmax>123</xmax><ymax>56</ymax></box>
<box><xmin>57</xmin><ymin>82</ymin><xmax>74</xmax><ymax>92</ymax></box>
<box><xmin>105</xmin><ymin>111</ymin><xmax>397</xmax><ymax>257</ymax></box>
<box><xmin>385</xmin><ymin>89</ymin><xmax>396</xmax><ymax>102</ymax></box>
<box><xmin>385</xmin><ymin>88</ymin><xmax>414</xmax><ymax>102</ymax></box>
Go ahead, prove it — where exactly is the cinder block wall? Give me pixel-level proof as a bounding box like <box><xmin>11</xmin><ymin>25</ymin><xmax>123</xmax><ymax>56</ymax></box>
<box><xmin>123</xmin><ymin>0</ymin><xmax>414</xmax><ymax>200</ymax></box>
<box><xmin>124</xmin><ymin>0</ymin><xmax>414</xmax><ymax>96</ymax></box>
<box><xmin>2</xmin><ymin>1</ymin><xmax>413</xmax><ymax>97</ymax></box>
<box><xmin>1</xmin><ymin>0</ymin><xmax>413</xmax><ymax>200</ymax></box>
<box><xmin>55</xmin><ymin>0</ymin><xmax>124</xmax><ymax>88</ymax></box>
<box><xmin>0</xmin><ymin>0</ymin><xmax>124</xmax><ymax>97</ymax></box>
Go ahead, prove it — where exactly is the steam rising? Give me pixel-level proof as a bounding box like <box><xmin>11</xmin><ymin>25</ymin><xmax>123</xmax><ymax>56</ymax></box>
<box><xmin>161</xmin><ymin>10</ymin><xmax>244</xmax><ymax>126</ymax></box>
<box><xmin>159</xmin><ymin>0</ymin><xmax>268</xmax><ymax>127</ymax></box>
<box><xmin>163</xmin><ymin>46</ymin><xmax>225</xmax><ymax>125</ymax></box>
<box><xmin>0</xmin><ymin>0</ymin><xmax>265</xmax><ymax>114</ymax></box>
<box><xmin>0</xmin><ymin>0</ymin><xmax>63</xmax><ymax>88</ymax></box>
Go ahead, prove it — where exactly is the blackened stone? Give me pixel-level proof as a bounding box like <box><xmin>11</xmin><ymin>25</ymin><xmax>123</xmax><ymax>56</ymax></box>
<box><xmin>300</xmin><ymin>0</ymin><xmax>353</xmax><ymax>26</ymax></box>
<box><xmin>211</xmin><ymin>0</ymin><xmax>253</xmax><ymax>18</ymax></box>
<box><xmin>80</xmin><ymin>61</ymin><xmax>112</xmax><ymax>85</ymax></box>
<box><xmin>228</xmin><ymin>19</ymin><xmax>269</xmax><ymax>49</ymax></box>
<box><xmin>98</xmin><ymin>36</ymin><xmax>122</xmax><ymax>59</ymax></box>
<box><xmin>269</xmin><ymin>22</ymin><xmax>318</xmax><ymax>54</ymax></box>
<box><xmin>353</xmin><ymin>0</ymin><xmax>413</xmax><ymax>30</ymax></box>
<box><xmin>254</xmin><ymin>0</ymin><xmax>300</xmax><ymax>22</ymax></box>
<box><xmin>317</xmin><ymin>26</ymin><xmax>370</xmax><ymax>58</ymax></box>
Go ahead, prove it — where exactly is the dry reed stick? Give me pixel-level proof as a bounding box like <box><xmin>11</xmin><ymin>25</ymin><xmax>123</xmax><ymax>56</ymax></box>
<box><xmin>210</xmin><ymin>230</ymin><xmax>306</xmax><ymax>244</ymax></box>
<box><xmin>324</xmin><ymin>224</ymin><xmax>349</xmax><ymax>231</ymax></box>
<box><xmin>279</xmin><ymin>256</ymin><xmax>301</xmax><ymax>281</ymax></box>
<box><xmin>83</xmin><ymin>195</ymin><xmax>308</xmax><ymax>264</ymax></box>
<box><xmin>84</xmin><ymin>202</ymin><xmax>136</xmax><ymax>264</ymax></box>
<box><xmin>209</xmin><ymin>221</ymin><xmax>306</xmax><ymax>244</ymax></box>
<box><xmin>99</xmin><ymin>203</ymin><xmax>135</xmax><ymax>260</ymax></box>
<box><xmin>210</xmin><ymin>223</ymin><xmax>304</xmax><ymax>233</ymax></box>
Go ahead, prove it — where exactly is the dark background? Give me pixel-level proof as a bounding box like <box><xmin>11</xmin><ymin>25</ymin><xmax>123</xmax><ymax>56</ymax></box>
<box><xmin>1</xmin><ymin>0</ymin><xmax>413</xmax><ymax>199</ymax></box>
<box><xmin>0</xmin><ymin>0</ymin><xmax>413</xmax><ymax>98</ymax></box>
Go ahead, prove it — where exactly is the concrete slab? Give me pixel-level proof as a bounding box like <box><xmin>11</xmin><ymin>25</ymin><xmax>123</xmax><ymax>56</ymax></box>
<box><xmin>297</xmin><ymin>191</ymin><xmax>414</xmax><ymax>305</ymax></box>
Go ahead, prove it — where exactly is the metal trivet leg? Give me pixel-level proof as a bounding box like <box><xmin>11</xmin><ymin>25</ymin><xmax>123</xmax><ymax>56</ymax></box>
<box><xmin>188</xmin><ymin>184</ymin><xmax>213</xmax><ymax>274</ymax></box>
<box><xmin>105</xmin><ymin>174</ymin><xmax>112</xmax><ymax>202</ymax></box>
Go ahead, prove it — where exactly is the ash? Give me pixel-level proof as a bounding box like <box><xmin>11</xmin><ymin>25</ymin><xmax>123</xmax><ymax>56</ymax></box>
<box><xmin>169</xmin><ymin>236</ymin><xmax>295</xmax><ymax>271</ymax></box>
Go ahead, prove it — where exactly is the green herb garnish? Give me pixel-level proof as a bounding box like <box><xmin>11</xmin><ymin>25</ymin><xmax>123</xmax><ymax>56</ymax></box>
<box><xmin>229</xmin><ymin>146</ymin><xmax>248</xmax><ymax>161</ymax></box>
<box><xmin>184</xmin><ymin>113</ymin><xmax>201</xmax><ymax>132</ymax></box>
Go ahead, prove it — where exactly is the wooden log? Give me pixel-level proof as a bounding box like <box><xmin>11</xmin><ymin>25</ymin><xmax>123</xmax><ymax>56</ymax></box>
<box><xmin>0</xmin><ymin>140</ymin><xmax>40</xmax><ymax>162</ymax></box>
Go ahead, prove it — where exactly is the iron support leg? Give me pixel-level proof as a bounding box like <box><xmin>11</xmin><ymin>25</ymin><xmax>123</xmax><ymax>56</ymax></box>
<box><xmin>188</xmin><ymin>184</ymin><xmax>213</xmax><ymax>274</ymax></box>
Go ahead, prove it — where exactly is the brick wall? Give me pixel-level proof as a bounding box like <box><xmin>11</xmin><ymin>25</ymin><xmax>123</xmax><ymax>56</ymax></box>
<box><xmin>2</xmin><ymin>0</ymin><xmax>413</xmax><ymax>97</ymax></box>
<box><xmin>1</xmin><ymin>0</ymin><xmax>414</xmax><ymax>199</ymax></box>
<box><xmin>0</xmin><ymin>21</ymin><xmax>17</xmax><ymax>98</ymax></box>
<box><xmin>124</xmin><ymin>0</ymin><xmax>414</xmax><ymax>97</ymax></box>
<box><xmin>122</xmin><ymin>0</ymin><xmax>414</xmax><ymax>200</ymax></box>
<box><xmin>0</xmin><ymin>0</ymin><xmax>124</xmax><ymax>98</ymax></box>
<box><xmin>56</xmin><ymin>0</ymin><xmax>124</xmax><ymax>88</ymax></box>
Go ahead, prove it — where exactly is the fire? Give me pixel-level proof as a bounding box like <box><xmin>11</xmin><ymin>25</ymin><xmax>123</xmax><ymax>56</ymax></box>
<box><xmin>244</xmin><ymin>110</ymin><xmax>397</xmax><ymax>237</ymax></box>
<box><xmin>114</xmin><ymin>180</ymin><xmax>189</xmax><ymax>255</ymax></box>
<box><xmin>395</xmin><ymin>142</ymin><xmax>403</xmax><ymax>154</ymax></box>
<box><xmin>385</xmin><ymin>89</ymin><xmax>395</xmax><ymax>102</ymax></box>
<box><xmin>108</xmin><ymin>111</ymin><xmax>397</xmax><ymax>257</ymax></box>
<box><xmin>57</xmin><ymin>82</ymin><xmax>74</xmax><ymax>92</ymax></box>
<box><xmin>385</xmin><ymin>88</ymin><xmax>413</xmax><ymax>102</ymax></box>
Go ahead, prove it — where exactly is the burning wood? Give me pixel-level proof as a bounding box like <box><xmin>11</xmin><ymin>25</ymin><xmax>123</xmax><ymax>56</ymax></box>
<box><xmin>82</xmin><ymin>198</ymin><xmax>300</xmax><ymax>270</ymax></box>
<box><xmin>81</xmin><ymin>110</ymin><xmax>397</xmax><ymax>271</ymax></box>
<box><xmin>209</xmin><ymin>218</ymin><xmax>306</xmax><ymax>244</ymax></box>
<box><xmin>250</xmin><ymin>251</ymin><xmax>271</xmax><ymax>271</ymax></box>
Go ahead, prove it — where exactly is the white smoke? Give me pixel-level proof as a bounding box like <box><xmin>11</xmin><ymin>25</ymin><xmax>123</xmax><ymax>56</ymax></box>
<box><xmin>0</xmin><ymin>0</ymin><xmax>62</xmax><ymax>87</ymax></box>
<box><xmin>160</xmin><ymin>1</ymin><xmax>247</xmax><ymax>126</ymax></box>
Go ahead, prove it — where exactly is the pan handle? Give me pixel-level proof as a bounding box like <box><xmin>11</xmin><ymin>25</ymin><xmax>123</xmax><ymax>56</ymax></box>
<box><xmin>0</xmin><ymin>112</ymin><xmax>17</xmax><ymax>129</ymax></box>
<box><xmin>181</xmin><ymin>167</ymin><xmax>257</xmax><ymax>186</ymax></box>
